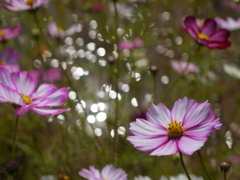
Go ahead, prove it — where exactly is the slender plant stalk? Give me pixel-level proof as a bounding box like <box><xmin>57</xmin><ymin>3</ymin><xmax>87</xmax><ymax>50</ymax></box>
<box><xmin>12</xmin><ymin>117</ymin><xmax>19</xmax><ymax>161</ymax></box>
<box><xmin>224</xmin><ymin>171</ymin><xmax>227</xmax><ymax>180</ymax></box>
<box><xmin>197</xmin><ymin>150</ymin><xmax>213</xmax><ymax>180</ymax></box>
<box><xmin>179</xmin><ymin>151</ymin><xmax>192</xmax><ymax>180</ymax></box>
<box><xmin>160</xmin><ymin>45</ymin><xmax>201</xmax><ymax>102</ymax></box>
<box><xmin>31</xmin><ymin>10</ymin><xmax>104</xmax><ymax>152</ymax></box>
<box><xmin>112</xmin><ymin>0</ymin><xmax>120</xmax><ymax>165</ymax></box>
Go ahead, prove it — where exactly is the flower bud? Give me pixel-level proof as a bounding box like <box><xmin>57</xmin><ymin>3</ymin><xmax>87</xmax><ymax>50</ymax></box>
<box><xmin>148</xmin><ymin>66</ymin><xmax>159</xmax><ymax>75</ymax></box>
<box><xmin>5</xmin><ymin>161</ymin><xmax>19</xmax><ymax>175</ymax></box>
<box><xmin>219</xmin><ymin>162</ymin><xmax>230</xmax><ymax>172</ymax></box>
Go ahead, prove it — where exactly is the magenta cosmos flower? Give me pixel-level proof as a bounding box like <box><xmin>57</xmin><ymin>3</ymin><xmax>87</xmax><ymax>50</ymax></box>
<box><xmin>2</xmin><ymin>0</ymin><xmax>49</xmax><ymax>11</ymax></box>
<box><xmin>0</xmin><ymin>25</ymin><xmax>22</xmax><ymax>41</ymax></box>
<box><xmin>215</xmin><ymin>17</ymin><xmax>240</xmax><ymax>31</ymax></box>
<box><xmin>118</xmin><ymin>38</ymin><xmax>144</xmax><ymax>51</ymax></box>
<box><xmin>79</xmin><ymin>164</ymin><xmax>127</xmax><ymax>180</ymax></box>
<box><xmin>0</xmin><ymin>47</ymin><xmax>20</xmax><ymax>72</ymax></box>
<box><xmin>0</xmin><ymin>67</ymin><xmax>69</xmax><ymax>116</ymax></box>
<box><xmin>127</xmin><ymin>97</ymin><xmax>222</xmax><ymax>156</ymax></box>
<box><xmin>47</xmin><ymin>22</ymin><xmax>81</xmax><ymax>39</ymax></box>
<box><xmin>170</xmin><ymin>60</ymin><xmax>199</xmax><ymax>76</ymax></box>
<box><xmin>183</xmin><ymin>16</ymin><xmax>231</xmax><ymax>49</ymax></box>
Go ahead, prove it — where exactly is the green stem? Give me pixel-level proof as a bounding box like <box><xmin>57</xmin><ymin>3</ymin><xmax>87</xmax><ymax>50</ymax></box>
<box><xmin>160</xmin><ymin>45</ymin><xmax>201</xmax><ymax>102</ymax></box>
<box><xmin>179</xmin><ymin>151</ymin><xmax>192</xmax><ymax>180</ymax></box>
<box><xmin>12</xmin><ymin>117</ymin><xmax>19</xmax><ymax>161</ymax></box>
<box><xmin>197</xmin><ymin>150</ymin><xmax>213</xmax><ymax>180</ymax></box>
<box><xmin>113</xmin><ymin>0</ymin><xmax>120</xmax><ymax>165</ymax></box>
<box><xmin>224</xmin><ymin>171</ymin><xmax>227</xmax><ymax>180</ymax></box>
<box><xmin>31</xmin><ymin>10</ymin><xmax>104</xmax><ymax>152</ymax></box>
<box><xmin>153</xmin><ymin>74</ymin><xmax>157</xmax><ymax>104</ymax></box>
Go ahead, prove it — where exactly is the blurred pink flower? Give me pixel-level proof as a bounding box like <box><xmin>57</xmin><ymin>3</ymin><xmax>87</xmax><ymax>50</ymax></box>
<box><xmin>2</xmin><ymin>0</ymin><xmax>49</xmax><ymax>11</ymax></box>
<box><xmin>118</xmin><ymin>38</ymin><xmax>144</xmax><ymax>51</ymax></box>
<box><xmin>0</xmin><ymin>67</ymin><xmax>69</xmax><ymax>116</ymax></box>
<box><xmin>79</xmin><ymin>164</ymin><xmax>127</xmax><ymax>180</ymax></box>
<box><xmin>0</xmin><ymin>25</ymin><xmax>22</xmax><ymax>41</ymax></box>
<box><xmin>215</xmin><ymin>17</ymin><xmax>240</xmax><ymax>31</ymax></box>
<box><xmin>0</xmin><ymin>47</ymin><xmax>20</xmax><ymax>72</ymax></box>
<box><xmin>183</xmin><ymin>16</ymin><xmax>231</xmax><ymax>49</ymax></box>
<box><xmin>30</xmin><ymin>68</ymin><xmax>62</xmax><ymax>82</ymax></box>
<box><xmin>91</xmin><ymin>3</ymin><xmax>104</xmax><ymax>13</ymax></box>
<box><xmin>170</xmin><ymin>60</ymin><xmax>199</xmax><ymax>76</ymax></box>
<box><xmin>47</xmin><ymin>22</ymin><xmax>81</xmax><ymax>39</ymax></box>
<box><xmin>127</xmin><ymin>97</ymin><xmax>222</xmax><ymax>156</ymax></box>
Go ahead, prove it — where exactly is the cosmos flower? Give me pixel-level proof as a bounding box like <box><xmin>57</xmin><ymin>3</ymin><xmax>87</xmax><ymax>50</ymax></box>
<box><xmin>0</xmin><ymin>47</ymin><xmax>20</xmax><ymax>72</ymax></box>
<box><xmin>183</xmin><ymin>16</ymin><xmax>231</xmax><ymax>49</ymax></box>
<box><xmin>0</xmin><ymin>25</ymin><xmax>22</xmax><ymax>41</ymax></box>
<box><xmin>170</xmin><ymin>60</ymin><xmax>199</xmax><ymax>76</ymax></box>
<box><xmin>215</xmin><ymin>17</ymin><xmax>240</xmax><ymax>31</ymax></box>
<box><xmin>0</xmin><ymin>67</ymin><xmax>69</xmax><ymax>116</ymax></box>
<box><xmin>2</xmin><ymin>0</ymin><xmax>49</xmax><ymax>11</ymax></box>
<box><xmin>160</xmin><ymin>174</ymin><xmax>203</xmax><ymax>180</ymax></box>
<box><xmin>127</xmin><ymin>97</ymin><xmax>222</xmax><ymax>156</ymax></box>
<box><xmin>47</xmin><ymin>22</ymin><xmax>81</xmax><ymax>39</ymax></box>
<box><xmin>91</xmin><ymin>3</ymin><xmax>104</xmax><ymax>13</ymax></box>
<box><xmin>79</xmin><ymin>164</ymin><xmax>127</xmax><ymax>180</ymax></box>
<box><xmin>30</xmin><ymin>68</ymin><xmax>62</xmax><ymax>82</ymax></box>
<box><xmin>134</xmin><ymin>175</ymin><xmax>152</xmax><ymax>180</ymax></box>
<box><xmin>118</xmin><ymin>38</ymin><xmax>144</xmax><ymax>51</ymax></box>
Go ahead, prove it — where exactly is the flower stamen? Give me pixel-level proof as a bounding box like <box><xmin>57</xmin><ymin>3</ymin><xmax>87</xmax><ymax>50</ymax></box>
<box><xmin>0</xmin><ymin>30</ymin><xmax>6</xmax><ymax>37</ymax></box>
<box><xmin>197</xmin><ymin>33</ymin><xmax>210</xmax><ymax>40</ymax></box>
<box><xmin>25</xmin><ymin>0</ymin><xmax>35</xmax><ymax>6</ymax></box>
<box><xmin>167</xmin><ymin>121</ymin><xmax>184</xmax><ymax>138</ymax></box>
<box><xmin>21</xmin><ymin>94</ymin><xmax>32</xmax><ymax>105</ymax></box>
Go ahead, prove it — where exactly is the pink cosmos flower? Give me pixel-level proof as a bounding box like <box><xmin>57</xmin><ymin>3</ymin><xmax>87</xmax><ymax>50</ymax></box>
<box><xmin>215</xmin><ymin>17</ymin><xmax>240</xmax><ymax>31</ymax></box>
<box><xmin>91</xmin><ymin>3</ymin><xmax>104</xmax><ymax>13</ymax></box>
<box><xmin>30</xmin><ymin>68</ymin><xmax>62</xmax><ymax>82</ymax></box>
<box><xmin>0</xmin><ymin>25</ymin><xmax>22</xmax><ymax>41</ymax></box>
<box><xmin>79</xmin><ymin>164</ymin><xmax>127</xmax><ymax>180</ymax></box>
<box><xmin>127</xmin><ymin>97</ymin><xmax>222</xmax><ymax>156</ymax></box>
<box><xmin>183</xmin><ymin>16</ymin><xmax>231</xmax><ymax>49</ymax></box>
<box><xmin>47</xmin><ymin>22</ymin><xmax>81</xmax><ymax>39</ymax></box>
<box><xmin>2</xmin><ymin>0</ymin><xmax>49</xmax><ymax>11</ymax></box>
<box><xmin>0</xmin><ymin>67</ymin><xmax>69</xmax><ymax>116</ymax></box>
<box><xmin>170</xmin><ymin>60</ymin><xmax>199</xmax><ymax>76</ymax></box>
<box><xmin>0</xmin><ymin>47</ymin><xmax>20</xmax><ymax>72</ymax></box>
<box><xmin>118</xmin><ymin>38</ymin><xmax>144</xmax><ymax>51</ymax></box>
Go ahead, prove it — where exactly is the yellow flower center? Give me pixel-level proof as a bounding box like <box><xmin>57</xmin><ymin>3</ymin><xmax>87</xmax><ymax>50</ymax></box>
<box><xmin>0</xmin><ymin>30</ymin><xmax>6</xmax><ymax>37</ymax></box>
<box><xmin>57</xmin><ymin>27</ymin><xmax>63</xmax><ymax>32</ymax></box>
<box><xmin>197</xmin><ymin>33</ymin><xmax>210</xmax><ymax>40</ymax></box>
<box><xmin>21</xmin><ymin>94</ymin><xmax>32</xmax><ymax>105</ymax></box>
<box><xmin>25</xmin><ymin>0</ymin><xmax>35</xmax><ymax>5</ymax></box>
<box><xmin>167</xmin><ymin>121</ymin><xmax>184</xmax><ymax>138</ymax></box>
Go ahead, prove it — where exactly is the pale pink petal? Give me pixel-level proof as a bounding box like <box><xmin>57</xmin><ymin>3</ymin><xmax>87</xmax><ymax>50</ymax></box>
<box><xmin>14</xmin><ymin>104</ymin><xmax>36</xmax><ymax>116</ymax></box>
<box><xmin>182</xmin><ymin>102</ymin><xmax>211</xmax><ymax>129</ymax></box>
<box><xmin>129</xmin><ymin>119</ymin><xmax>167</xmax><ymax>136</ymax></box>
<box><xmin>46</xmin><ymin>87</ymin><xmax>69</xmax><ymax>106</ymax></box>
<box><xmin>33</xmin><ymin>107</ymin><xmax>69</xmax><ymax>116</ymax></box>
<box><xmin>127</xmin><ymin>135</ymin><xmax>168</xmax><ymax>152</ymax></box>
<box><xmin>0</xmin><ymin>83</ymin><xmax>23</xmax><ymax>105</ymax></box>
<box><xmin>32</xmin><ymin>83</ymin><xmax>57</xmax><ymax>99</ymax></box>
<box><xmin>33</xmin><ymin>98</ymin><xmax>51</xmax><ymax>107</ymax></box>
<box><xmin>102</xmin><ymin>165</ymin><xmax>127</xmax><ymax>180</ymax></box>
<box><xmin>150</xmin><ymin>139</ymin><xmax>178</xmax><ymax>156</ymax></box>
<box><xmin>184</xmin><ymin>122</ymin><xmax>216</xmax><ymax>137</ymax></box>
<box><xmin>177</xmin><ymin>136</ymin><xmax>207</xmax><ymax>155</ymax></box>
<box><xmin>0</xmin><ymin>66</ymin><xmax>16</xmax><ymax>89</ymax></box>
<box><xmin>79</xmin><ymin>166</ymin><xmax>101</xmax><ymax>179</ymax></box>
<box><xmin>171</xmin><ymin>97</ymin><xmax>196</xmax><ymax>122</ymax></box>
<box><xmin>146</xmin><ymin>103</ymin><xmax>171</xmax><ymax>127</ymax></box>
<box><xmin>11</xmin><ymin>71</ymin><xmax>37</xmax><ymax>95</ymax></box>
<box><xmin>65</xmin><ymin>23</ymin><xmax>81</xmax><ymax>36</ymax></box>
